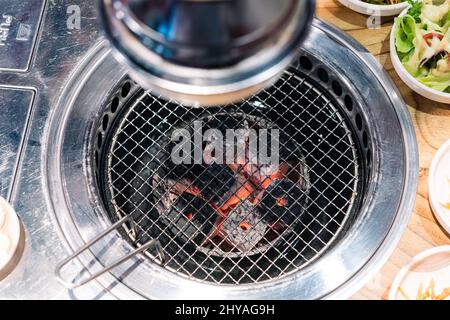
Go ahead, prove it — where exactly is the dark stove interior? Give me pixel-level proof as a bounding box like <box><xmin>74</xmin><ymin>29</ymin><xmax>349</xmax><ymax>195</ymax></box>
<box><xmin>94</xmin><ymin>55</ymin><xmax>369</xmax><ymax>285</ymax></box>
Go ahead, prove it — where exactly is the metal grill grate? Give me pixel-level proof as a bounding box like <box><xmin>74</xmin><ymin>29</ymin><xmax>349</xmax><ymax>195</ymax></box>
<box><xmin>99</xmin><ymin>67</ymin><xmax>362</xmax><ymax>285</ymax></box>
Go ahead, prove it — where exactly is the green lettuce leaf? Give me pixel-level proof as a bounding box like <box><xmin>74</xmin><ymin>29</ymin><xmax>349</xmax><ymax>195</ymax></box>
<box><xmin>441</xmin><ymin>9</ymin><xmax>450</xmax><ymax>29</ymax></box>
<box><xmin>395</xmin><ymin>15</ymin><xmax>417</xmax><ymax>56</ymax></box>
<box><xmin>406</xmin><ymin>0</ymin><xmax>423</xmax><ymax>23</ymax></box>
<box><xmin>401</xmin><ymin>48</ymin><xmax>415</xmax><ymax>63</ymax></box>
<box><xmin>416</xmin><ymin>71</ymin><xmax>450</xmax><ymax>91</ymax></box>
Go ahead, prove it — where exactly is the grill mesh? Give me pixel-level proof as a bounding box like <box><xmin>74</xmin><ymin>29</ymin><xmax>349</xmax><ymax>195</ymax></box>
<box><xmin>98</xmin><ymin>67</ymin><xmax>362</xmax><ymax>285</ymax></box>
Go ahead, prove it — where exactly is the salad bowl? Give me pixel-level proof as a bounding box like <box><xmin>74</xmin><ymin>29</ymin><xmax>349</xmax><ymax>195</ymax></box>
<box><xmin>390</xmin><ymin>0</ymin><xmax>450</xmax><ymax>104</ymax></box>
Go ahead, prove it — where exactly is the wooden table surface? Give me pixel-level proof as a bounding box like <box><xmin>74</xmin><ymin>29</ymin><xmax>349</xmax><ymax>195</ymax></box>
<box><xmin>315</xmin><ymin>0</ymin><xmax>450</xmax><ymax>299</ymax></box>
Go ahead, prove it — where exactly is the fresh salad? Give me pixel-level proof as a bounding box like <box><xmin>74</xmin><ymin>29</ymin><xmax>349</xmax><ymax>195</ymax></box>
<box><xmin>395</xmin><ymin>0</ymin><xmax>450</xmax><ymax>92</ymax></box>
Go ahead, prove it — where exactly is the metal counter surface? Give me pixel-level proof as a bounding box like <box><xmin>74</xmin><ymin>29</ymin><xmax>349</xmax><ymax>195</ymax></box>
<box><xmin>0</xmin><ymin>0</ymin><xmax>115</xmax><ymax>299</ymax></box>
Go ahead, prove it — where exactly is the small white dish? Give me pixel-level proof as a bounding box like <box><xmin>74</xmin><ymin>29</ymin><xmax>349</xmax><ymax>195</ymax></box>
<box><xmin>389</xmin><ymin>246</ymin><xmax>450</xmax><ymax>300</ymax></box>
<box><xmin>390</xmin><ymin>5</ymin><xmax>450</xmax><ymax>104</ymax></box>
<box><xmin>338</xmin><ymin>0</ymin><xmax>408</xmax><ymax>17</ymax></box>
<box><xmin>0</xmin><ymin>197</ymin><xmax>22</xmax><ymax>280</ymax></box>
<box><xmin>428</xmin><ymin>139</ymin><xmax>450</xmax><ymax>235</ymax></box>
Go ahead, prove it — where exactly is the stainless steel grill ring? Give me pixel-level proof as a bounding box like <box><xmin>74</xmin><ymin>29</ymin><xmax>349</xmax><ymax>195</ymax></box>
<box><xmin>96</xmin><ymin>71</ymin><xmax>361</xmax><ymax>285</ymax></box>
<box><xmin>45</xmin><ymin>20</ymin><xmax>418</xmax><ymax>299</ymax></box>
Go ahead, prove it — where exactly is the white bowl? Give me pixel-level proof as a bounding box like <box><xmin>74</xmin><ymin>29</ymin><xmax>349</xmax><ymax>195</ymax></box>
<box><xmin>0</xmin><ymin>197</ymin><xmax>22</xmax><ymax>279</ymax></box>
<box><xmin>389</xmin><ymin>246</ymin><xmax>450</xmax><ymax>300</ymax></box>
<box><xmin>390</xmin><ymin>6</ymin><xmax>450</xmax><ymax>104</ymax></box>
<box><xmin>338</xmin><ymin>0</ymin><xmax>408</xmax><ymax>17</ymax></box>
<box><xmin>428</xmin><ymin>139</ymin><xmax>450</xmax><ymax>235</ymax></box>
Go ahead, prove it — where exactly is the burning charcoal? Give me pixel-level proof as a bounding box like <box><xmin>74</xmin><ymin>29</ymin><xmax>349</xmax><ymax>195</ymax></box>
<box><xmin>220</xmin><ymin>200</ymin><xmax>268</xmax><ymax>252</ymax></box>
<box><xmin>259</xmin><ymin>180</ymin><xmax>306</xmax><ymax>226</ymax></box>
<box><xmin>164</xmin><ymin>194</ymin><xmax>218</xmax><ymax>246</ymax></box>
<box><xmin>152</xmin><ymin>174</ymin><xmax>190</xmax><ymax>210</ymax></box>
<box><xmin>162</xmin><ymin>162</ymin><xmax>192</xmax><ymax>181</ymax></box>
<box><xmin>190</xmin><ymin>164</ymin><xmax>236</xmax><ymax>203</ymax></box>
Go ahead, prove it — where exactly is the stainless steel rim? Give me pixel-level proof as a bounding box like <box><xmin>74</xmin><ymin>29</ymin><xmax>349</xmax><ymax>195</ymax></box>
<box><xmin>317</xmin><ymin>21</ymin><xmax>418</xmax><ymax>299</ymax></box>
<box><xmin>96</xmin><ymin>70</ymin><xmax>362</xmax><ymax>285</ymax></box>
<box><xmin>45</xmin><ymin>19</ymin><xmax>418</xmax><ymax>299</ymax></box>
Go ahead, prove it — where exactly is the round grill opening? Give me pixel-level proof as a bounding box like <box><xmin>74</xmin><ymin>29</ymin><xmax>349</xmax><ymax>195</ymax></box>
<box><xmin>96</xmin><ymin>65</ymin><xmax>366</xmax><ymax>285</ymax></box>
